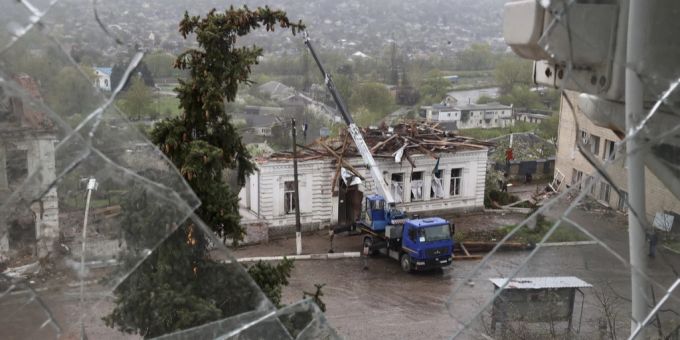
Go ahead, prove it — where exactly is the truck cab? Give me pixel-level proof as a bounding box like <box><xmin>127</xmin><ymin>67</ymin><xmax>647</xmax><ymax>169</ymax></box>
<box><xmin>397</xmin><ymin>217</ymin><xmax>454</xmax><ymax>272</ymax></box>
<box><xmin>361</xmin><ymin>194</ymin><xmax>407</xmax><ymax>232</ymax></box>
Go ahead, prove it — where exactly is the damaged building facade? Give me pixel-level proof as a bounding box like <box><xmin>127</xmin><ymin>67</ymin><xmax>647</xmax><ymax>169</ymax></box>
<box><xmin>0</xmin><ymin>74</ymin><xmax>59</xmax><ymax>261</ymax></box>
<box><xmin>554</xmin><ymin>91</ymin><xmax>680</xmax><ymax>224</ymax></box>
<box><xmin>239</xmin><ymin>123</ymin><xmax>489</xmax><ymax>240</ymax></box>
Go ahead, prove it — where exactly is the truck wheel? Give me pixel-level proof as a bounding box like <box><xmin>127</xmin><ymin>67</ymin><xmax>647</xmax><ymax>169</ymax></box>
<box><xmin>363</xmin><ymin>237</ymin><xmax>376</xmax><ymax>256</ymax></box>
<box><xmin>400</xmin><ymin>254</ymin><xmax>412</xmax><ymax>273</ymax></box>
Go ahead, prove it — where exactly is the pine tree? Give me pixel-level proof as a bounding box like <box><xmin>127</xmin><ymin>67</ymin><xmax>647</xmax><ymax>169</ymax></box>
<box><xmin>104</xmin><ymin>7</ymin><xmax>304</xmax><ymax>338</ymax></box>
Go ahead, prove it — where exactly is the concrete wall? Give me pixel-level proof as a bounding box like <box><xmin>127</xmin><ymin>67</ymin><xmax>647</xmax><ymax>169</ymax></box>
<box><xmin>555</xmin><ymin>91</ymin><xmax>680</xmax><ymax>220</ymax></box>
<box><xmin>436</xmin><ymin>109</ymin><xmax>461</xmax><ymax>122</ymax></box>
<box><xmin>0</xmin><ymin>136</ymin><xmax>59</xmax><ymax>260</ymax></box>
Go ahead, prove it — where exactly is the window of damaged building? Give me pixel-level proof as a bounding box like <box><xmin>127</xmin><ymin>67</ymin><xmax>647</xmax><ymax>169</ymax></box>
<box><xmin>390</xmin><ymin>173</ymin><xmax>404</xmax><ymax>203</ymax></box>
<box><xmin>431</xmin><ymin>170</ymin><xmax>444</xmax><ymax>199</ymax></box>
<box><xmin>450</xmin><ymin>168</ymin><xmax>462</xmax><ymax>197</ymax></box>
<box><xmin>284</xmin><ymin>180</ymin><xmax>297</xmax><ymax>214</ymax></box>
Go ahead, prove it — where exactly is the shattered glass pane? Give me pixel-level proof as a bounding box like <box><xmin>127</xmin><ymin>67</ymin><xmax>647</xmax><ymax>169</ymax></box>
<box><xmin>2</xmin><ymin>0</ymin><xmax>680</xmax><ymax>339</ymax></box>
<box><xmin>154</xmin><ymin>299</ymin><xmax>339</xmax><ymax>340</ymax></box>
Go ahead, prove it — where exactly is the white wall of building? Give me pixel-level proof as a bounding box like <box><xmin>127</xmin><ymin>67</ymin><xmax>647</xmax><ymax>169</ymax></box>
<box><xmin>240</xmin><ymin>149</ymin><xmax>488</xmax><ymax>230</ymax></box>
<box><xmin>425</xmin><ymin>105</ymin><xmax>514</xmax><ymax>129</ymax></box>
<box><xmin>457</xmin><ymin>108</ymin><xmax>513</xmax><ymax>129</ymax></box>
<box><xmin>93</xmin><ymin>70</ymin><xmax>111</xmax><ymax>91</ymax></box>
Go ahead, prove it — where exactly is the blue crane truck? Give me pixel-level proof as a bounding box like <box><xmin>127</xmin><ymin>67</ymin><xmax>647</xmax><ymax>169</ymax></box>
<box><xmin>357</xmin><ymin>195</ymin><xmax>455</xmax><ymax>272</ymax></box>
<box><xmin>303</xmin><ymin>33</ymin><xmax>454</xmax><ymax>272</ymax></box>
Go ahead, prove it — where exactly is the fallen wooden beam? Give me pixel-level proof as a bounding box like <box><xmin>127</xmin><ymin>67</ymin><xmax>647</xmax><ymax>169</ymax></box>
<box><xmin>371</xmin><ymin>134</ymin><xmax>398</xmax><ymax>153</ymax></box>
<box><xmin>460</xmin><ymin>243</ymin><xmax>471</xmax><ymax>256</ymax></box>
<box><xmin>330</xmin><ymin>133</ymin><xmax>350</xmax><ymax>193</ymax></box>
<box><xmin>320</xmin><ymin>142</ymin><xmax>365</xmax><ymax>180</ymax></box>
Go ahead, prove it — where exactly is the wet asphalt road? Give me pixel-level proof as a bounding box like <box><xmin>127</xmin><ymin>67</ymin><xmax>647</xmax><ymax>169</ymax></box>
<box><xmin>281</xmin><ymin>231</ymin><xmax>680</xmax><ymax>340</ymax></box>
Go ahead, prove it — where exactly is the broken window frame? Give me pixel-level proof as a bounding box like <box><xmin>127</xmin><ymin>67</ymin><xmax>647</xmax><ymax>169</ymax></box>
<box><xmin>410</xmin><ymin>171</ymin><xmax>424</xmax><ymax>202</ymax></box>
<box><xmin>390</xmin><ymin>173</ymin><xmax>404</xmax><ymax>203</ymax></box>
<box><xmin>603</xmin><ymin>139</ymin><xmax>616</xmax><ymax>161</ymax></box>
<box><xmin>590</xmin><ymin>135</ymin><xmax>600</xmax><ymax>156</ymax></box>
<box><xmin>450</xmin><ymin>168</ymin><xmax>462</xmax><ymax>197</ymax></box>
<box><xmin>617</xmin><ymin>190</ymin><xmax>628</xmax><ymax>212</ymax></box>
<box><xmin>284</xmin><ymin>180</ymin><xmax>297</xmax><ymax>214</ymax></box>
<box><xmin>598</xmin><ymin>180</ymin><xmax>611</xmax><ymax>203</ymax></box>
<box><xmin>571</xmin><ymin>168</ymin><xmax>583</xmax><ymax>190</ymax></box>
<box><xmin>430</xmin><ymin>170</ymin><xmax>444</xmax><ymax>199</ymax></box>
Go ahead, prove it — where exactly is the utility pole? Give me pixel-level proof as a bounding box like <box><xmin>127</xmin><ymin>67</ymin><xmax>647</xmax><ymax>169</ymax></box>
<box><xmin>79</xmin><ymin>177</ymin><xmax>97</xmax><ymax>339</ymax></box>
<box><xmin>292</xmin><ymin>118</ymin><xmax>302</xmax><ymax>255</ymax></box>
<box><xmin>626</xmin><ymin>0</ymin><xmax>650</xmax><ymax>334</ymax></box>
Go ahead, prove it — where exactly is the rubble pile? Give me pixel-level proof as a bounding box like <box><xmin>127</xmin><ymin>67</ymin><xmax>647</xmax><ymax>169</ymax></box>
<box><xmin>267</xmin><ymin>121</ymin><xmax>493</xmax><ymax>165</ymax></box>
<box><xmin>263</xmin><ymin>121</ymin><xmax>493</xmax><ymax>194</ymax></box>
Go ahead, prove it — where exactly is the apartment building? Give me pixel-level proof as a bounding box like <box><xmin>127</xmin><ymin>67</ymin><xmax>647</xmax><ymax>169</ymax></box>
<box><xmin>554</xmin><ymin>91</ymin><xmax>680</xmax><ymax>224</ymax></box>
<box><xmin>422</xmin><ymin>103</ymin><xmax>514</xmax><ymax>129</ymax></box>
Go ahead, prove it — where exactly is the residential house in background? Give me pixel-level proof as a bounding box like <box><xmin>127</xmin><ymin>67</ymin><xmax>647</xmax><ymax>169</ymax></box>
<box><xmin>256</xmin><ymin>81</ymin><xmax>340</xmax><ymax>122</ymax></box>
<box><xmin>515</xmin><ymin>110</ymin><xmax>552</xmax><ymax>124</ymax></box>
<box><xmin>93</xmin><ymin>67</ymin><xmax>112</xmax><ymax>91</ymax></box>
<box><xmin>235</xmin><ymin>112</ymin><xmax>282</xmax><ymax>138</ymax></box>
<box><xmin>257</xmin><ymin>80</ymin><xmax>295</xmax><ymax>101</ymax></box>
<box><xmin>422</xmin><ymin>102</ymin><xmax>514</xmax><ymax>129</ymax></box>
<box><xmin>554</xmin><ymin>91</ymin><xmax>680</xmax><ymax>224</ymax></box>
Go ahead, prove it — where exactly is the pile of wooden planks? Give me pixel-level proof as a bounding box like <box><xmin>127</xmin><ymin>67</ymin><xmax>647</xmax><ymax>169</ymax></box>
<box><xmin>268</xmin><ymin>121</ymin><xmax>492</xmax><ymax>162</ymax></box>
<box><xmin>265</xmin><ymin>121</ymin><xmax>493</xmax><ymax>192</ymax></box>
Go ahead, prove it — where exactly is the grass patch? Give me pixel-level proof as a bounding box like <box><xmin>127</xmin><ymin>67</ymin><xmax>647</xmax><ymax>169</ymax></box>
<box><xmin>664</xmin><ymin>240</ymin><xmax>680</xmax><ymax>253</ymax></box>
<box><xmin>153</xmin><ymin>96</ymin><xmax>181</xmax><ymax>117</ymax></box>
<box><xmin>61</xmin><ymin>192</ymin><xmax>124</xmax><ymax>210</ymax></box>
<box><xmin>441</xmin><ymin>69</ymin><xmax>494</xmax><ymax>78</ymax></box>
<box><xmin>497</xmin><ymin>215</ymin><xmax>589</xmax><ymax>244</ymax></box>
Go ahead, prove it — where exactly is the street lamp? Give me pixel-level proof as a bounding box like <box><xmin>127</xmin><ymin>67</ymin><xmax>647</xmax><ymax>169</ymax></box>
<box><xmin>79</xmin><ymin>177</ymin><xmax>97</xmax><ymax>338</ymax></box>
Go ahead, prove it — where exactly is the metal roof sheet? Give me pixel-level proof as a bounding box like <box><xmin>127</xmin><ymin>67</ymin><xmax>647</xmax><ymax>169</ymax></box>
<box><xmin>489</xmin><ymin>276</ymin><xmax>592</xmax><ymax>290</ymax></box>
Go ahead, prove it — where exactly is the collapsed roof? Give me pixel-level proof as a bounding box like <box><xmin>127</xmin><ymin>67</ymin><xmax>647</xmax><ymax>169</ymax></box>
<box><xmin>264</xmin><ymin>121</ymin><xmax>493</xmax><ymax>168</ymax></box>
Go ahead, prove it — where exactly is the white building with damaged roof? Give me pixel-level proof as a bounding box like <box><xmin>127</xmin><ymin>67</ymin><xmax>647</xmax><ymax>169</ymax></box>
<box><xmin>238</xmin><ymin>124</ymin><xmax>489</xmax><ymax>242</ymax></box>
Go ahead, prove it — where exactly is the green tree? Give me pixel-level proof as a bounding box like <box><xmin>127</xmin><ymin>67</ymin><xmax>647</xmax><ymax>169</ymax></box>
<box><xmin>541</xmin><ymin>88</ymin><xmax>561</xmax><ymax>111</ymax></box>
<box><xmin>145</xmin><ymin>52</ymin><xmax>178</xmax><ymax>79</ymax></box>
<box><xmin>44</xmin><ymin>66</ymin><xmax>99</xmax><ymax>116</ymax></box>
<box><xmin>495</xmin><ymin>55</ymin><xmax>533</xmax><ymax>94</ymax></box>
<box><xmin>111</xmin><ymin>61</ymin><xmax>155</xmax><ymax>90</ymax></box>
<box><xmin>333</xmin><ymin>74</ymin><xmax>354</xmax><ymax>106</ymax></box>
<box><xmin>499</xmin><ymin>85</ymin><xmax>542</xmax><ymax>109</ymax></box>
<box><xmin>456</xmin><ymin>43</ymin><xmax>496</xmax><ymax>71</ymax></box>
<box><xmin>104</xmin><ymin>7</ymin><xmax>303</xmax><ymax>338</ymax></box>
<box><xmin>120</xmin><ymin>75</ymin><xmax>154</xmax><ymax>120</ymax></box>
<box><xmin>351</xmin><ymin>82</ymin><xmax>393</xmax><ymax>115</ymax></box>
<box><xmin>247</xmin><ymin>259</ymin><xmax>294</xmax><ymax>307</ymax></box>
<box><xmin>353</xmin><ymin>106</ymin><xmax>383</xmax><ymax>127</ymax></box>
<box><xmin>301</xmin><ymin>49</ymin><xmax>312</xmax><ymax>92</ymax></box>
<box><xmin>418</xmin><ymin>72</ymin><xmax>451</xmax><ymax>104</ymax></box>
<box><xmin>476</xmin><ymin>95</ymin><xmax>495</xmax><ymax>104</ymax></box>
<box><xmin>537</xmin><ymin>113</ymin><xmax>560</xmax><ymax>146</ymax></box>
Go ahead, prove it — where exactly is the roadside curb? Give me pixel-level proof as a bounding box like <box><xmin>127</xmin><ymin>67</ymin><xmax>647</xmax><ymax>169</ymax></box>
<box><xmin>236</xmin><ymin>252</ymin><xmax>361</xmax><ymax>262</ymax></box>
<box><xmin>540</xmin><ymin>241</ymin><xmax>598</xmax><ymax>247</ymax></box>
